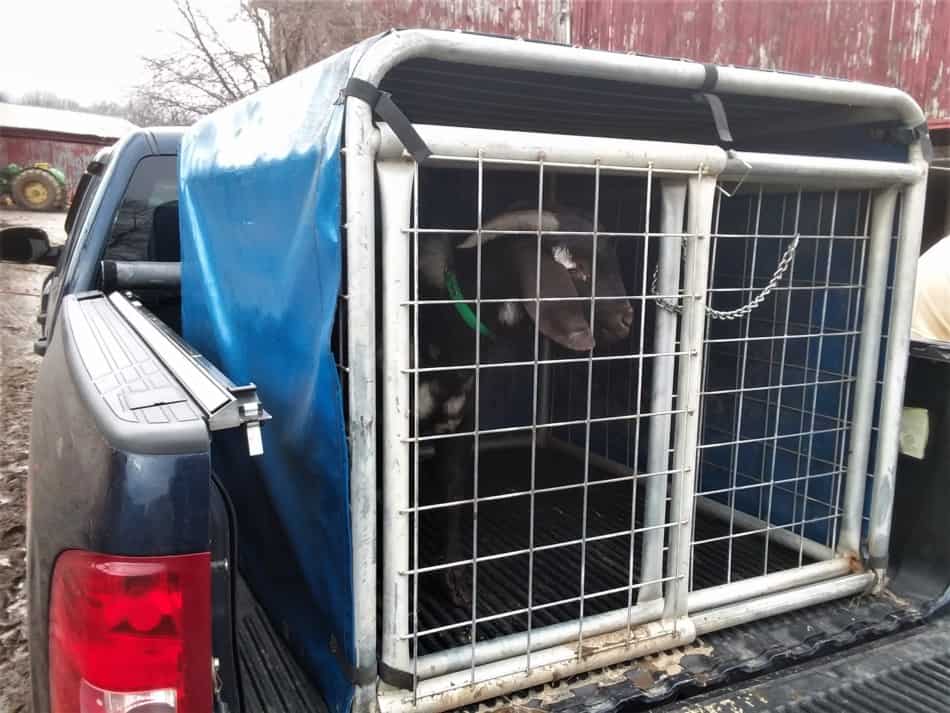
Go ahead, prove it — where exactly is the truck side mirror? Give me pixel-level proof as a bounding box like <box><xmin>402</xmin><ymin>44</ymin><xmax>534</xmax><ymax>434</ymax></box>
<box><xmin>0</xmin><ymin>227</ymin><xmax>61</xmax><ymax>266</ymax></box>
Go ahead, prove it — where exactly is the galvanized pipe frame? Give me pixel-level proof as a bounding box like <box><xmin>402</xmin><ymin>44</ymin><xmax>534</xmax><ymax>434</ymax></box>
<box><xmin>379</xmin><ymin>124</ymin><xmax>924</xmax><ymax>189</ymax></box>
<box><xmin>691</xmin><ymin>572</ymin><xmax>873</xmax><ymax>636</ymax></box>
<box><xmin>867</xmin><ymin>145</ymin><xmax>930</xmax><ymax>575</ymax></box>
<box><xmin>379</xmin><ymin>572</ymin><xmax>869</xmax><ymax>712</ymax></box>
<box><xmin>344</xmin><ymin>96</ymin><xmax>381</xmax><ymax>713</ymax></box>
<box><xmin>347</xmin><ymin>31</ymin><xmax>929</xmax><ymax>712</ymax></box>
<box><xmin>837</xmin><ymin>186</ymin><xmax>900</xmax><ymax>557</ymax></box>
<box><xmin>639</xmin><ymin>178</ymin><xmax>687</xmax><ymax>603</ymax></box>
<box><xmin>665</xmin><ymin>174</ymin><xmax>718</xmax><ymax>622</ymax></box>
<box><xmin>378</xmin><ymin>156</ymin><xmax>417</xmax><ymax>678</ymax></box>
<box><xmin>378</xmin><ymin>124</ymin><xmax>729</xmax><ymax>173</ymax></box>
<box><xmin>378</xmin><ymin>618</ymin><xmax>695</xmax><ymax>713</ymax></box>
<box><xmin>722</xmin><ymin>152</ymin><xmax>922</xmax><ymax>189</ymax></box>
<box><xmin>410</xmin><ymin>556</ymin><xmax>853</xmax><ymax>681</ymax></box>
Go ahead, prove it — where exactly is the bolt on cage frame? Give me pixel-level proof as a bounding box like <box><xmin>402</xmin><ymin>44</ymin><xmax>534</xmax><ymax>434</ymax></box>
<box><xmin>341</xmin><ymin>30</ymin><xmax>929</xmax><ymax>713</ymax></box>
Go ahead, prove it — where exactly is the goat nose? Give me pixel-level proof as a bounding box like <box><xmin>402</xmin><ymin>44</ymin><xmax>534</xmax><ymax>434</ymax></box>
<box><xmin>620</xmin><ymin>305</ymin><xmax>634</xmax><ymax>328</ymax></box>
<box><xmin>565</xmin><ymin>328</ymin><xmax>595</xmax><ymax>352</ymax></box>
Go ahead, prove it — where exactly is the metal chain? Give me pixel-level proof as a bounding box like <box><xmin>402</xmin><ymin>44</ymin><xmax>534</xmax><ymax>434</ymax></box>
<box><xmin>652</xmin><ymin>234</ymin><xmax>800</xmax><ymax>320</ymax></box>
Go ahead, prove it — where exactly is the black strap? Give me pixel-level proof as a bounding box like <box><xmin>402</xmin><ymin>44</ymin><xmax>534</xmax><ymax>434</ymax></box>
<box><xmin>700</xmin><ymin>63</ymin><xmax>719</xmax><ymax>92</ymax></box>
<box><xmin>328</xmin><ymin>634</ymin><xmax>377</xmax><ymax>686</ymax></box>
<box><xmin>899</xmin><ymin>121</ymin><xmax>934</xmax><ymax>162</ymax></box>
<box><xmin>691</xmin><ymin>63</ymin><xmax>733</xmax><ymax>147</ymax></box>
<box><xmin>378</xmin><ymin>660</ymin><xmax>414</xmax><ymax>690</ymax></box>
<box><xmin>694</xmin><ymin>93</ymin><xmax>734</xmax><ymax>146</ymax></box>
<box><xmin>345</xmin><ymin>77</ymin><xmax>432</xmax><ymax>164</ymax></box>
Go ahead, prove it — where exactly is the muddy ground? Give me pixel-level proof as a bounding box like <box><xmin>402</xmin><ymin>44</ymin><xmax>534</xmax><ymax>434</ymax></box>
<box><xmin>0</xmin><ymin>208</ymin><xmax>67</xmax><ymax>713</ymax></box>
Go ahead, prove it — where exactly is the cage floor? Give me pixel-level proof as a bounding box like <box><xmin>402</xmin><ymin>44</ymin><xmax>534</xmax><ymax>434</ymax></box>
<box><xmin>411</xmin><ymin>445</ymin><xmax>815</xmax><ymax>655</ymax></box>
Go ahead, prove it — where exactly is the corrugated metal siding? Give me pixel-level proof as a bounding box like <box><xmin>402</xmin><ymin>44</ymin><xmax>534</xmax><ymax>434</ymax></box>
<box><xmin>337</xmin><ymin>0</ymin><xmax>950</xmax><ymax>119</ymax></box>
<box><xmin>0</xmin><ymin>135</ymin><xmax>109</xmax><ymax>197</ymax></box>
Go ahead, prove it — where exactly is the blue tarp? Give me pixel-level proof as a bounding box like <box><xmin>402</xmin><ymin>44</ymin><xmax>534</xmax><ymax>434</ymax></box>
<box><xmin>179</xmin><ymin>40</ymin><xmax>376</xmax><ymax>713</ymax></box>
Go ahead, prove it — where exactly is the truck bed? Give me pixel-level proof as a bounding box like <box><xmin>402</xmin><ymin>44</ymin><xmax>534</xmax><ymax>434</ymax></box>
<box><xmin>243</xmin><ymin>560</ymin><xmax>918</xmax><ymax>713</ymax></box>
<box><xmin>236</xmin><ymin>576</ymin><xmax>328</xmax><ymax>713</ymax></box>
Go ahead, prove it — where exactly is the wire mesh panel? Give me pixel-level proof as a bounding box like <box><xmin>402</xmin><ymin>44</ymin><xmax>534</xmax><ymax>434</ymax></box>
<box><xmin>377</xmin><ymin>135</ymin><xmax>718</xmax><ymax>698</ymax></box>
<box><xmin>692</xmin><ymin>185</ymin><xmax>887</xmax><ymax>591</ymax></box>
<box><xmin>407</xmin><ymin>161</ymin><xmax>681</xmax><ymax>659</ymax></box>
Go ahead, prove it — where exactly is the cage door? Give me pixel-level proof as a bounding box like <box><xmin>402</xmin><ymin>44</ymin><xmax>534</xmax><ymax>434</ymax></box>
<box><xmin>374</xmin><ymin>126</ymin><xmax>728</xmax><ymax>707</ymax></box>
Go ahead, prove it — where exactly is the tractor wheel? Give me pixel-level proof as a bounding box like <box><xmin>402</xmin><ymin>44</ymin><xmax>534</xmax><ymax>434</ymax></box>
<box><xmin>11</xmin><ymin>168</ymin><xmax>65</xmax><ymax>211</ymax></box>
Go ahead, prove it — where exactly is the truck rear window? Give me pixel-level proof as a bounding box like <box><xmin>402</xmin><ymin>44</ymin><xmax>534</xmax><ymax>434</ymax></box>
<box><xmin>104</xmin><ymin>156</ymin><xmax>179</xmax><ymax>262</ymax></box>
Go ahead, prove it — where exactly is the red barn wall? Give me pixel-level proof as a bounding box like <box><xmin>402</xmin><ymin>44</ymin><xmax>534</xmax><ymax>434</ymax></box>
<box><xmin>571</xmin><ymin>0</ymin><xmax>950</xmax><ymax>119</ymax></box>
<box><xmin>372</xmin><ymin>0</ymin><xmax>562</xmax><ymax>39</ymax></box>
<box><xmin>355</xmin><ymin>0</ymin><xmax>950</xmax><ymax>119</ymax></box>
<box><xmin>0</xmin><ymin>133</ymin><xmax>113</xmax><ymax>198</ymax></box>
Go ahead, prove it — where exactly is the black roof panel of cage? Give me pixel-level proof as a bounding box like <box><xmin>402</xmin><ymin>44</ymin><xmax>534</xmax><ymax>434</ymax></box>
<box><xmin>380</xmin><ymin>58</ymin><xmax>904</xmax><ymax>161</ymax></box>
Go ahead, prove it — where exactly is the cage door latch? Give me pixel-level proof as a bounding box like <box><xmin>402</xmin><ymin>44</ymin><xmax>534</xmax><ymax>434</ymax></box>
<box><xmin>652</xmin><ymin>234</ymin><xmax>801</xmax><ymax>320</ymax></box>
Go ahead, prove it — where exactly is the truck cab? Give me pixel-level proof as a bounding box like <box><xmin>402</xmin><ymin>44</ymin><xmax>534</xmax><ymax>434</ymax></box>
<box><xmin>32</xmin><ymin>128</ymin><xmax>181</xmax><ymax>355</ymax></box>
<box><xmin>3</xmin><ymin>127</ymin><xmax>322</xmax><ymax>713</ymax></box>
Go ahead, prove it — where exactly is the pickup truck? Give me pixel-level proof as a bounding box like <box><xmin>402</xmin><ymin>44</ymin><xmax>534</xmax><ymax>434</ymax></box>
<box><xmin>5</xmin><ymin>128</ymin><xmax>325</xmax><ymax>713</ymax></box>
<box><xmin>4</xmin><ymin>30</ymin><xmax>950</xmax><ymax>713</ymax></box>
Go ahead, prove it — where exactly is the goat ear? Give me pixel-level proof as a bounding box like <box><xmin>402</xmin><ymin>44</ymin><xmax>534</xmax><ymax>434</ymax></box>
<box><xmin>512</xmin><ymin>243</ymin><xmax>594</xmax><ymax>352</ymax></box>
<box><xmin>457</xmin><ymin>210</ymin><xmax>559</xmax><ymax>249</ymax></box>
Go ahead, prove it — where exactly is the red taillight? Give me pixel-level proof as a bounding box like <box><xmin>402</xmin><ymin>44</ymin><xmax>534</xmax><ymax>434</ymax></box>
<box><xmin>49</xmin><ymin>551</ymin><xmax>212</xmax><ymax>713</ymax></box>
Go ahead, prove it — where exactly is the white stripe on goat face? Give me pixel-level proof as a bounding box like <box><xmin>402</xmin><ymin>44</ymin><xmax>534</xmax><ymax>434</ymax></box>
<box><xmin>433</xmin><ymin>392</ymin><xmax>467</xmax><ymax>433</ymax></box>
<box><xmin>434</xmin><ymin>416</ymin><xmax>463</xmax><ymax>434</ymax></box>
<box><xmin>498</xmin><ymin>301</ymin><xmax>521</xmax><ymax>326</ymax></box>
<box><xmin>552</xmin><ymin>245</ymin><xmax>576</xmax><ymax>270</ymax></box>
<box><xmin>418</xmin><ymin>381</ymin><xmax>436</xmax><ymax>420</ymax></box>
<box><xmin>444</xmin><ymin>393</ymin><xmax>466</xmax><ymax>416</ymax></box>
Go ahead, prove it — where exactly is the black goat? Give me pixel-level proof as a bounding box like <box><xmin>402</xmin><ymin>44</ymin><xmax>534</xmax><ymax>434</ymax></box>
<box><xmin>416</xmin><ymin>207</ymin><xmax>635</xmax><ymax>607</ymax></box>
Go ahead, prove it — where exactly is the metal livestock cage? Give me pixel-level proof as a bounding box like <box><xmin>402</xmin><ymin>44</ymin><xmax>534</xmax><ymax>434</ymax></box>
<box><xmin>332</xmin><ymin>30</ymin><xmax>930</xmax><ymax>713</ymax></box>
<box><xmin>168</xmin><ymin>29</ymin><xmax>929</xmax><ymax>713</ymax></box>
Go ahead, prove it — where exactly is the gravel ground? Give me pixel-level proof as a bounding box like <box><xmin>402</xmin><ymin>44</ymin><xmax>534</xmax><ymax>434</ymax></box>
<box><xmin>0</xmin><ymin>208</ymin><xmax>67</xmax><ymax>713</ymax></box>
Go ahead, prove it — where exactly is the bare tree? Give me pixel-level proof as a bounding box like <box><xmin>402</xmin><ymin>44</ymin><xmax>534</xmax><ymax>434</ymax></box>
<box><xmin>259</xmin><ymin>1</ymin><xmax>395</xmax><ymax>78</ymax></box>
<box><xmin>11</xmin><ymin>91</ymin><xmax>139</xmax><ymax>124</ymax></box>
<box><xmin>134</xmin><ymin>0</ymin><xmax>278</xmax><ymax>125</ymax></box>
<box><xmin>133</xmin><ymin>0</ymin><xmax>399</xmax><ymax>125</ymax></box>
<box><xmin>16</xmin><ymin>91</ymin><xmax>84</xmax><ymax>112</ymax></box>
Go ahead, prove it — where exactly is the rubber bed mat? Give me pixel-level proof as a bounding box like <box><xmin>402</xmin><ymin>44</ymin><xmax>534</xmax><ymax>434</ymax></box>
<box><xmin>236</xmin><ymin>576</ymin><xmax>327</xmax><ymax>713</ymax></box>
<box><xmin>522</xmin><ymin>593</ymin><xmax>921</xmax><ymax>713</ymax></box>
<box><xmin>411</xmin><ymin>445</ymin><xmax>816</xmax><ymax>655</ymax></box>
<box><xmin>658</xmin><ymin>612</ymin><xmax>950</xmax><ymax>712</ymax></box>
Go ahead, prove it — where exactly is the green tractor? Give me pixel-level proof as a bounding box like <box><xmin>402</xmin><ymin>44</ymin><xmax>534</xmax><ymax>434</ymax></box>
<box><xmin>0</xmin><ymin>162</ymin><xmax>67</xmax><ymax>211</ymax></box>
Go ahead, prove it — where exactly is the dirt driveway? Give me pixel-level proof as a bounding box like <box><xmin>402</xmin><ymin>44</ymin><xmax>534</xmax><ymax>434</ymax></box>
<box><xmin>0</xmin><ymin>208</ymin><xmax>67</xmax><ymax>713</ymax></box>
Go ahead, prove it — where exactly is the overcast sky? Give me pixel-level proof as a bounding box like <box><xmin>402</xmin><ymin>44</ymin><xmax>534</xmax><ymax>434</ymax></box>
<box><xmin>3</xmin><ymin>0</ymin><xmax>254</xmax><ymax>106</ymax></box>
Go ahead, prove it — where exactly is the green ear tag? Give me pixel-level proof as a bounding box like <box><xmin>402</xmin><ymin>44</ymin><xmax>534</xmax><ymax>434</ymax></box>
<box><xmin>444</xmin><ymin>270</ymin><xmax>495</xmax><ymax>339</ymax></box>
